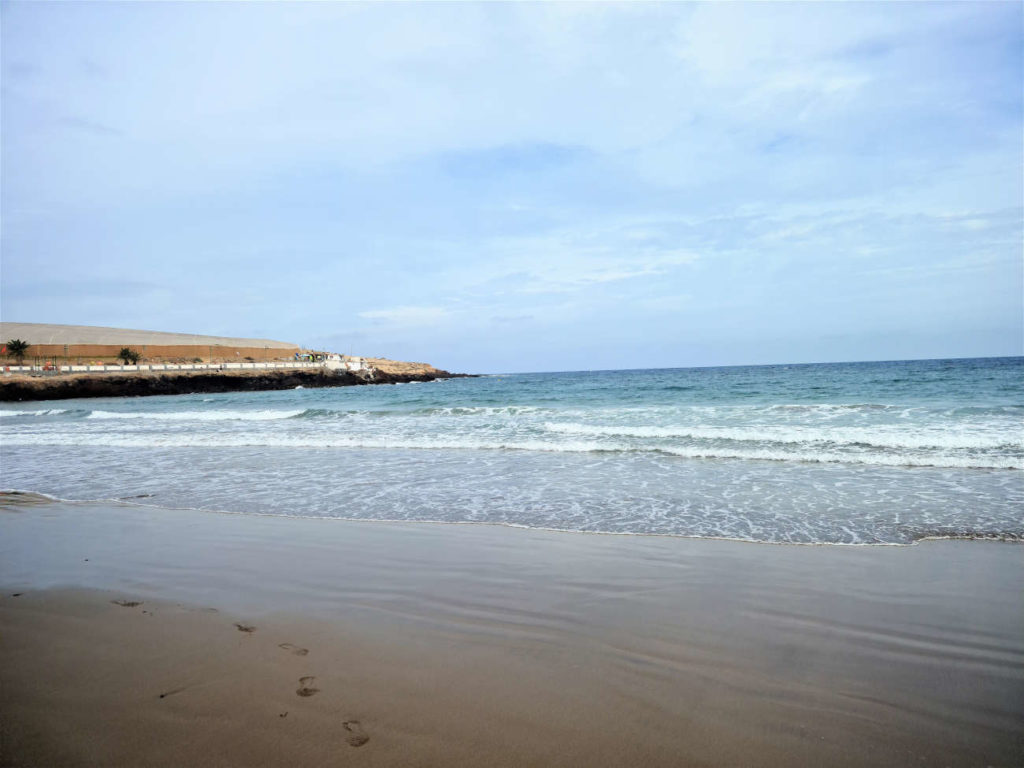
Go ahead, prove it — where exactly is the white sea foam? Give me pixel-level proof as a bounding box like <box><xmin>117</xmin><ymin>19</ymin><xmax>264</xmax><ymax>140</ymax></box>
<box><xmin>85</xmin><ymin>409</ymin><xmax>306</xmax><ymax>422</ymax></box>
<box><xmin>74</xmin><ymin>405</ymin><xmax>549</xmax><ymax>422</ymax></box>
<box><xmin>427</xmin><ymin>405</ymin><xmax>545</xmax><ymax>416</ymax></box>
<box><xmin>0</xmin><ymin>409</ymin><xmax>70</xmax><ymax>418</ymax></box>
<box><xmin>3</xmin><ymin>432</ymin><xmax>1020</xmax><ymax>469</ymax></box>
<box><xmin>652</xmin><ymin>445</ymin><xmax>1023</xmax><ymax>470</ymax></box>
<box><xmin>0</xmin><ymin>432</ymin><xmax>619</xmax><ymax>454</ymax></box>
<box><xmin>542</xmin><ymin>421</ymin><xmax>1023</xmax><ymax>451</ymax></box>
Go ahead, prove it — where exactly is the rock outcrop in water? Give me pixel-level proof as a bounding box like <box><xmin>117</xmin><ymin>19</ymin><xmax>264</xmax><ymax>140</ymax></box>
<box><xmin>0</xmin><ymin>366</ymin><xmax>471</xmax><ymax>402</ymax></box>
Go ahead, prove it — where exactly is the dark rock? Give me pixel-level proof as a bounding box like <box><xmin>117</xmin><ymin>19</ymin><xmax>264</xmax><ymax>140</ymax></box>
<box><xmin>0</xmin><ymin>367</ymin><xmax>468</xmax><ymax>402</ymax></box>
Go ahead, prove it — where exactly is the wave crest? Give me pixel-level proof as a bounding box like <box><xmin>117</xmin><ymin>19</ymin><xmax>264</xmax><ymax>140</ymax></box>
<box><xmin>2</xmin><ymin>433</ymin><xmax>1020</xmax><ymax>469</ymax></box>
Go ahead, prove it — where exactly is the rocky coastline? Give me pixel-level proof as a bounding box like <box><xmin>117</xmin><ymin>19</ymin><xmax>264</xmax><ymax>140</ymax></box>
<box><xmin>0</xmin><ymin>367</ymin><xmax>471</xmax><ymax>402</ymax></box>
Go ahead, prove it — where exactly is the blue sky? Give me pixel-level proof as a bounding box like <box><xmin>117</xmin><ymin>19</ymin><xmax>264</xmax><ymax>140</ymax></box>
<box><xmin>2</xmin><ymin>2</ymin><xmax>1021</xmax><ymax>373</ymax></box>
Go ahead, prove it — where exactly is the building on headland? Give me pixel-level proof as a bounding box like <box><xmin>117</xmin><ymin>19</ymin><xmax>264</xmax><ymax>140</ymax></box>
<box><xmin>0</xmin><ymin>322</ymin><xmax>301</xmax><ymax>365</ymax></box>
<box><xmin>295</xmin><ymin>351</ymin><xmax>369</xmax><ymax>372</ymax></box>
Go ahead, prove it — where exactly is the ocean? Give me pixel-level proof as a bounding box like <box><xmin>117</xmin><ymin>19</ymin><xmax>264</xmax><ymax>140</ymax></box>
<box><xmin>1</xmin><ymin>357</ymin><xmax>1021</xmax><ymax>545</ymax></box>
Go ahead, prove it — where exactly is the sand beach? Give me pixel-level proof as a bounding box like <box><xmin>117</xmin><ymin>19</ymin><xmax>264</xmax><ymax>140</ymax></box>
<box><xmin>1</xmin><ymin>493</ymin><xmax>1021</xmax><ymax>767</ymax></box>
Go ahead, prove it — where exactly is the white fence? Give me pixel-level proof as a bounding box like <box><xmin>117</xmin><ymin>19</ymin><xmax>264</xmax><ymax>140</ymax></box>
<box><xmin>2</xmin><ymin>361</ymin><xmax>345</xmax><ymax>375</ymax></box>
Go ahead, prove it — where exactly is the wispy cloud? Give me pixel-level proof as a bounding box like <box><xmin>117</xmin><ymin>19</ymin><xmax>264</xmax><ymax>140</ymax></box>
<box><xmin>58</xmin><ymin>115</ymin><xmax>122</xmax><ymax>136</ymax></box>
<box><xmin>358</xmin><ymin>306</ymin><xmax>452</xmax><ymax>326</ymax></box>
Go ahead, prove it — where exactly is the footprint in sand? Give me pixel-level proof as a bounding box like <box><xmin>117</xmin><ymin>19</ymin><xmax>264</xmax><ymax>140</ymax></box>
<box><xmin>278</xmin><ymin>643</ymin><xmax>309</xmax><ymax>657</ymax></box>
<box><xmin>234</xmin><ymin>623</ymin><xmax>256</xmax><ymax>633</ymax></box>
<box><xmin>343</xmin><ymin>720</ymin><xmax>370</xmax><ymax>747</ymax></box>
<box><xmin>112</xmin><ymin>600</ymin><xmax>142</xmax><ymax>608</ymax></box>
<box><xmin>296</xmin><ymin>676</ymin><xmax>320</xmax><ymax>697</ymax></box>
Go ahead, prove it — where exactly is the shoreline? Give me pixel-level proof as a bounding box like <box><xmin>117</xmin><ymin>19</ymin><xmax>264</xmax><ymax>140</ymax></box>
<box><xmin>0</xmin><ymin>367</ymin><xmax>472</xmax><ymax>402</ymax></box>
<box><xmin>2</xmin><ymin>490</ymin><xmax>1019</xmax><ymax>548</ymax></box>
<box><xmin>2</xmin><ymin>495</ymin><xmax>1021</xmax><ymax>767</ymax></box>
<box><xmin>4</xmin><ymin>489</ymin><xmax>1019</xmax><ymax>548</ymax></box>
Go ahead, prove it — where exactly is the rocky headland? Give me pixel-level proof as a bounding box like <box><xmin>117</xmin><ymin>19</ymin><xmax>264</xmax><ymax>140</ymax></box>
<box><xmin>0</xmin><ymin>365</ymin><xmax>470</xmax><ymax>402</ymax></box>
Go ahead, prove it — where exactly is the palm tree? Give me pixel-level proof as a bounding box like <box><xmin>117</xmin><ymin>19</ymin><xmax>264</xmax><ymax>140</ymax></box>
<box><xmin>117</xmin><ymin>347</ymin><xmax>140</xmax><ymax>365</ymax></box>
<box><xmin>4</xmin><ymin>339</ymin><xmax>30</xmax><ymax>365</ymax></box>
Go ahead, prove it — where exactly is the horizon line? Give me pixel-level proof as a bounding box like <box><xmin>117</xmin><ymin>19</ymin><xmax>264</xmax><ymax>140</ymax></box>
<box><xmin>484</xmin><ymin>354</ymin><xmax>1023</xmax><ymax>377</ymax></box>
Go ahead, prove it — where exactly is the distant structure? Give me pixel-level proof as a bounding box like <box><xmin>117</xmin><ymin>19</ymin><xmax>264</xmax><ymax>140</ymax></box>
<box><xmin>0</xmin><ymin>322</ymin><xmax>300</xmax><ymax>364</ymax></box>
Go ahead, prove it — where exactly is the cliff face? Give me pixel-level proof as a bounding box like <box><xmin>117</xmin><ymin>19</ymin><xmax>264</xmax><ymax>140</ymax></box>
<box><xmin>0</xmin><ymin>366</ymin><xmax>463</xmax><ymax>402</ymax></box>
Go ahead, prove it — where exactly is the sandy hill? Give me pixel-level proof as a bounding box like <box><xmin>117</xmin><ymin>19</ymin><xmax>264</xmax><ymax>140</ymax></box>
<box><xmin>1</xmin><ymin>322</ymin><xmax>299</xmax><ymax>363</ymax></box>
<box><xmin>0</xmin><ymin>322</ymin><xmax>297</xmax><ymax>349</ymax></box>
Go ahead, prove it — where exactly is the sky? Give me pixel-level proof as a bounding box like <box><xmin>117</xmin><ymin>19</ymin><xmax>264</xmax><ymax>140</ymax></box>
<box><xmin>2</xmin><ymin>2</ymin><xmax>1021</xmax><ymax>373</ymax></box>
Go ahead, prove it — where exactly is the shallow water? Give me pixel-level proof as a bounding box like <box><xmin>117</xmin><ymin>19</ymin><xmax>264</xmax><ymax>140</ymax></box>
<box><xmin>2</xmin><ymin>357</ymin><xmax>1021</xmax><ymax>544</ymax></box>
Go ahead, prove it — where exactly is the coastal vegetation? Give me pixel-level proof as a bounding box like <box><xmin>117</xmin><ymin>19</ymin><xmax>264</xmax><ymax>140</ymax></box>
<box><xmin>117</xmin><ymin>347</ymin><xmax>141</xmax><ymax>365</ymax></box>
<box><xmin>4</xmin><ymin>338</ymin><xmax>30</xmax><ymax>364</ymax></box>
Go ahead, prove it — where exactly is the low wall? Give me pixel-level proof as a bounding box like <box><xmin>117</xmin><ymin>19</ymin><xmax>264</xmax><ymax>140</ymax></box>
<box><xmin>18</xmin><ymin>344</ymin><xmax>298</xmax><ymax>363</ymax></box>
<box><xmin>2</xmin><ymin>360</ymin><xmax>371</xmax><ymax>376</ymax></box>
<box><xmin>3</xmin><ymin>361</ymin><xmax>322</xmax><ymax>375</ymax></box>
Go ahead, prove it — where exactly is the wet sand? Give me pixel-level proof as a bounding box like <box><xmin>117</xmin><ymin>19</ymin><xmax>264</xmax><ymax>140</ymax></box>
<box><xmin>1</xmin><ymin>494</ymin><xmax>1022</xmax><ymax>767</ymax></box>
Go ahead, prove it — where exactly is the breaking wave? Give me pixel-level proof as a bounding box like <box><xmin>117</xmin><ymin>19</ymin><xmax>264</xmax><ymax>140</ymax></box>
<box><xmin>542</xmin><ymin>421</ymin><xmax>1022</xmax><ymax>451</ymax></box>
<box><xmin>2</xmin><ymin>432</ymin><xmax>1020</xmax><ymax>469</ymax></box>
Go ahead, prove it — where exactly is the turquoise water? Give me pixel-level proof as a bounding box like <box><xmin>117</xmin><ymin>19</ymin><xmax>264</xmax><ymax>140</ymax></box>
<box><xmin>2</xmin><ymin>357</ymin><xmax>1021</xmax><ymax>544</ymax></box>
